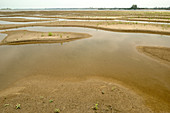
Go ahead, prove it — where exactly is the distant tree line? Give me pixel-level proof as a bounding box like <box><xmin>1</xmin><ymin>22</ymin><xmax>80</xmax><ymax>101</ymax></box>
<box><xmin>0</xmin><ymin>8</ymin><xmax>12</xmax><ymax>10</ymax></box>
<box><xmin>98</xmin><ymin>5</ymin><xmax>170</xmax><ymax>10</ymax></box>
<box><xmin>1</xmin><ymin>5</ymin><xmax>170</xmax><ymax>10</ymax></box>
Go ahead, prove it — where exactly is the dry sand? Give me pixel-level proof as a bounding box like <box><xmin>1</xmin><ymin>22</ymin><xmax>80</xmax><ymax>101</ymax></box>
<box><xmin>0</xmin><ymin>30</ymin><xmax>91</xmax><ymax>45</ymax></box>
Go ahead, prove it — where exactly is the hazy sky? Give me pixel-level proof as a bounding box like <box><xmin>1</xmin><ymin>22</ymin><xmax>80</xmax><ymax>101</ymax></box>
<box><xmin>0</xmin><ymin>0</ymin><xmax>170</xmax><ymax>8</ymax></box>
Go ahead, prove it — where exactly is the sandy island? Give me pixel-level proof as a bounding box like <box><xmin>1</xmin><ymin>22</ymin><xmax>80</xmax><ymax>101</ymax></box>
<box><xmin>0</xmin><ymin>30</ymin><xmax>91</xmax><ymax>45</ymax></box>
<box><xmin>137</xmin><ymin>46</ymin><xmax>170</xmax><ymax>66</ymax></box>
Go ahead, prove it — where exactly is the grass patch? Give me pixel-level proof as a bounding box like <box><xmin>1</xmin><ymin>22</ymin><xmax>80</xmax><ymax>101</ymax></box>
<box><xmin>49</xmin><ymin>99</ymin><xmax>53</xmax><ymax>103</ymax></box>
<box><xmin>16</xmin><ymin>103</ymin><xmax>21</xmax><ymax>109</ymax></box>
<box><xmin>54</xmin><ymin>108</ymin><xmax>60</xmax><ymax>113</ymax></box>
<box><xmin>112</xmin><ymin>87</ymin><xmax>115</xmax><ymax>91</ymax></box>
<box><xmin>101</xmin><ymin>91</ymin><xmax>105</xmax><ymax>94</ymax></box>
<box><xmin>41</xmin><ymin>33</ymin><xmax>44</xmax><ymax>37</ymax></box>
<box><xmin>48</xmin><ymin>32</ymin><xmax>53</xmax><ymax>36</ymax></box>
<box><xmin>40</xmin><ymin>96</ymin><xmax>44</xmax><ymax>99</ymax></box>
<box><xmin>60</xmin><ymin>34</ymin><xmax>62</xmax><ymax>38</ymax></box>
<box><xmin>92</xmin><ymin>103</ymin><xmax>98</xmax><ymax>110</ymax></box>
<box><xmin>4</xmin><ymin>104</ymin><xmax>10</xmax><ymax>107</ymax></box>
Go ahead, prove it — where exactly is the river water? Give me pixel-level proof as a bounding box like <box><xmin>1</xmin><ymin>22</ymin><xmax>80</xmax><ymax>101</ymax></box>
<box><xmin>0</xmin><ymin>26</ymin><xmax>170</xmax><ymax>108</ymax></box>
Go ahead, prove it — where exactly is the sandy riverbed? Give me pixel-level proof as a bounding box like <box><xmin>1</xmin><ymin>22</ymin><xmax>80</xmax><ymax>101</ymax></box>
<box><xmin>0</xmin><ymin>11</ymin><xmax>170</xmax><ymax>36</ymax></box>
<box><xmin>0</xmin><ymin>10</ymin><xmax>170</xmax><ymax>113</ymax></box>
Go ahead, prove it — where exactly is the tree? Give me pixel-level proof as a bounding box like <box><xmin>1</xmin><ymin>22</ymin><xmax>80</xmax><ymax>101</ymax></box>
<box><xmin>131</xmin><ymin>5</ymin><xmax>138</xmax><ymax>9</ymax></box>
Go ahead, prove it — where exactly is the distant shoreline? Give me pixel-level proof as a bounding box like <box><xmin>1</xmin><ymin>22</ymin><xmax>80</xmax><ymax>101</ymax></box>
<box><xmin>0</xmin><ymin>8</ymin><xmax>170</xmax><ymax>11</ymax></box>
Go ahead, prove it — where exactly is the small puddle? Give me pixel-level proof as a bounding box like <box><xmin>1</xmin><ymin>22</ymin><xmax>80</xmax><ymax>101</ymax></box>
<box><xmin>57</xmin><ymin>18</ymin><xmax>108</xmax><ymax>21</ymax></box>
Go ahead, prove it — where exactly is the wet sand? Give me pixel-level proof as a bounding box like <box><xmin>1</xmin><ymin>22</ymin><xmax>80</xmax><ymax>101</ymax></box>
<box><xmin>0</xmin><ymin>30</ymin><xmax>91</xmax><ymax>45</ymax></box>
<box><xmin>137</xmin><ymin>46</ymin><xmax>170</xmax><ymax>65</ymax></box>
<box><xmin>0</xmin><ymin>75</ymin><xmax>153</xmax><ymax>113</ymax></box>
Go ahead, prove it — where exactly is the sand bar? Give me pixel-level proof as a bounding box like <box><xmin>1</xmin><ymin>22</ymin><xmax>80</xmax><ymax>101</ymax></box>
<box><xmin>137</xmin><ymin>46</ymin><xmax>170</xmax><ymax>65</ymax></box>
<box><xmin>0</xmin><ymin>30</ymin><xmax>91</xmax><ymax>45</ymax></box>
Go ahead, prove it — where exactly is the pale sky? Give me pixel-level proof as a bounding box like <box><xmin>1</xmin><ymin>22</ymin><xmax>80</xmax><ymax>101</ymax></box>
<box><xmin>0</xmin><ymin>0</ymin><xmax>170</xmax><ymax>8</ymax></box>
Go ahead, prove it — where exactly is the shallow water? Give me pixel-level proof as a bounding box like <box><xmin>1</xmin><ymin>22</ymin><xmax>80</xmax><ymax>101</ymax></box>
<box><xmin>0</xmin><ymin>17</ymin><xmax>52</xmax><ymax>20</ymax></box>
<box><xmin>0</xmin><ymin>27</ymin><xmax>170</xmax><ymax>107</ymax></box>
<box><xmin>55</xmin><ymin>18</ymin><xmax>170</xmax><ymax>25</ymax></box>
<box><xmin>0</xmin><ymin>20</ymin><xmax>55</xmax><ymax>24</ymax></box>
<box><xmin>57</xmin><ymin>18</ymin><xmax>108</xmax><ymax>21</ymax></box>
<box><xmin>0</xmin><ymin>33</ymin><xmax>7</xmax><ymax>41</ymax></box>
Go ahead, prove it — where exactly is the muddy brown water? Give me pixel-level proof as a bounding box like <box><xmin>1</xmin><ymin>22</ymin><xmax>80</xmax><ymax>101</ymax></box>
<box><xmin>0</xmin><ymin>27</ymin><xmax>170</xmax><ymax>110</ymax></box>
